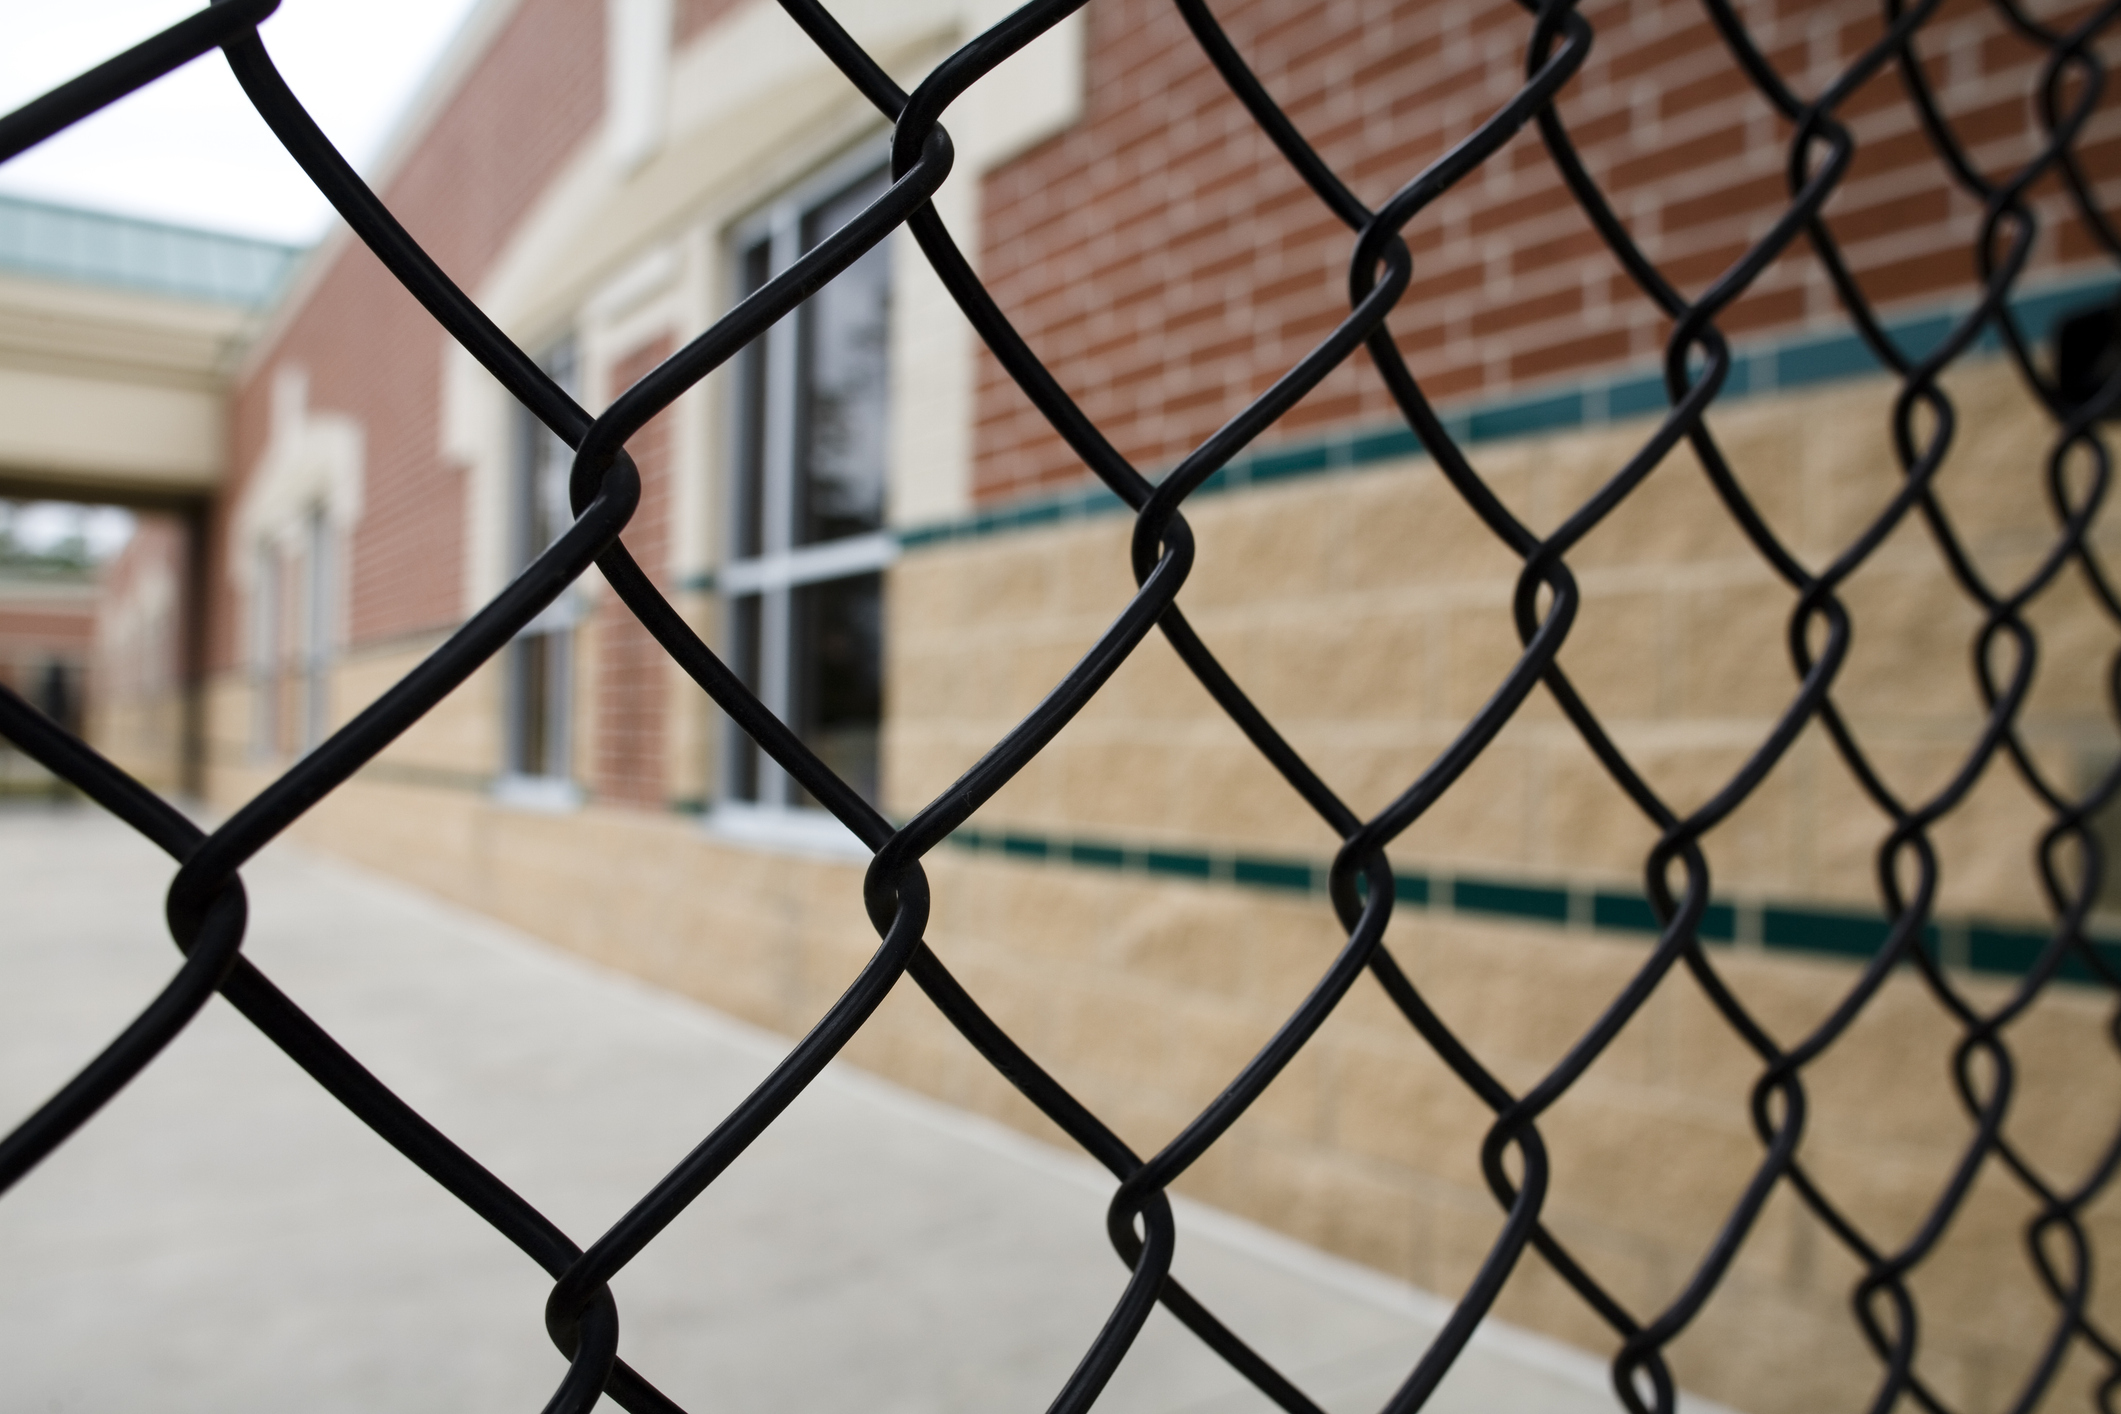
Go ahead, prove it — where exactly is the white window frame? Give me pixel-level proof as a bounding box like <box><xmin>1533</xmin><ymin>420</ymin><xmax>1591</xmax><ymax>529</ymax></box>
<box><xmin>298</xmin><ymin>504</ymin><xmax>332</xmax><ymax>752</ymax></box>
<box><xmin>247</xmin><ymin>510</ymin><xmax>334</xmax><ymax>760</ymax></box>
<box><xmin>497</xmin><ymin>341</ymin><xmax>585</xmax><ymax>811</ymax></box>
<box><xmin>248</xmin><ymin>541</ymin><xmax>279</xmax><ymax>760</ymax></box>
<box><xmin>716</xmin><ymin>143</ymin><xmax>895</xmax><ymax>842</ymax></box>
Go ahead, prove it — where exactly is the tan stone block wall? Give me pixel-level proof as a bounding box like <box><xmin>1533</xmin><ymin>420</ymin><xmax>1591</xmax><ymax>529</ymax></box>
<box><xmin>203</xmin><ymin>765</ymin><xmax>2121</xmax><ymax>1414</ymax></box>
<box><xmin>87</xmin><ymin>697</ymin><xmax>183</xmax><ymax>794</ymax></box>
<box><xmin>336</xmin><ymin>633</ymin><xmax>503</xmax><ymax>782</ymax></box>
<box><xmin>199</xmin><ymin>634</ymin><xmax>507</xmax><ymax>794</ymax></box>
<box><xmin>888</xmin><ymin>361</ymin><xmax>2121</xmax><ymax>925</ymax></box>
<box><xmin>198</xmin><ymin>586</ymin><xmax>719</xmax><ymax>808</ymax></box>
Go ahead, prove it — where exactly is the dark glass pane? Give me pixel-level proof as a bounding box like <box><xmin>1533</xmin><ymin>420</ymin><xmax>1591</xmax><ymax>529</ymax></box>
<box><xmin>36</xmin><ymin>661</ymin><xmax>78</xmax><ymax>733</ymax></box>
<box><xmin>543</xmin><ymin>631</ymin><xmax>570</xmax><ymax>776</ymax></box>
<box><xmin>2090</xmin><ymin>780</ymin><xmax>2121</xmax><ymax>913</ymax></box>
<box><xmin>795</xmin><ymin>172</ymin><xmax>890</xmax><ymax>546</ymax></box>
<box><xmin>511</xmin><ymin>635</ymin><xmax>551</xmax><ymax>778</ymax></box>
<box><xmin>790</xmin><ymin>573</ymin><xmax>881</xmax><ymax>807</ymax></box>
<box><xmin>733</xmin><ymin>240</ymin><xmax>771</xmax><ymax>559</ymax></box>
<box><xmin>728</xmin><ymin>593</ymin><xmax>762</xmax><ymax>802</ymax></box>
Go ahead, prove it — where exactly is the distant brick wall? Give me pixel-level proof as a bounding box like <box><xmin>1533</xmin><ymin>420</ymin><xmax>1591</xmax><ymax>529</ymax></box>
<box><xmin>972</xmin><ymin>0</ymin><xmax>2121</xmax><ymax>503</ymax></box>
<box><xmin>0</xmin><ymin>600</ymin><xmax>94</xmax><ymax>678</ymax></box>
<box><xmin>91</xmin><ymin>517</ymin><xmax>187</xmax><ymax>788</ymax></box>
<box><xmin>592</xmin><ymin>336</ymin><xmax>675</xmax><ymax>808</ymax></box>
<box><xmin>95</xmin><ymin>517</ymin><xmax>184</xmax><ymax>707</ymax></box>
<box><xmin>215</xmin><ymin>0</ymin><xmax>606</xmax><ymax>672</ymax></box>
<box><xmin>0</xmin><ymin>581</ymin><xmax>95</xmax><ymax>731</ymax></box>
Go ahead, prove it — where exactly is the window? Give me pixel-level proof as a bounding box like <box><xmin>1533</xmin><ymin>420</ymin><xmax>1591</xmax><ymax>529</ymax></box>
<box><xmin>236</xmin><ymin>362</ymin><xmax>361</xmax><ymax>762</ymax></box>
<box><xmin>34</xmin><ymin>658</ymin><xmax>81</xmax><ymax>736</ymax></box>
<box><xmin>247</xmin><ymin>511</ymin><xmax>333</xmax><ymax>759</ymax></box>
<box><xmin>299</xmin><ymin>505</ymin><xmax>332</xmax><ymax>750</ymax></box>
<box><xmin>248</xmin><ymin>543</ymin><xmax>279</xmax><ymax>758</ymax></box>
<box><xmin>724</xmin><ymin>160</ymin><xmax>892</xmax><ymax>813</ymax></box>
<box><xmin>502</xmin><ymin>343</ymin><xmax>581</xmax><ymax>802</ymax></box>
<box><xmin>2082</xmin><ymin>754</ymin><xmax>2121</xmax><ymax>916</ymax></box>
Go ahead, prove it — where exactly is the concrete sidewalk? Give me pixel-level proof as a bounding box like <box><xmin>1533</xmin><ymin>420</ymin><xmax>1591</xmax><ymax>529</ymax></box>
<box><xmin>0</xmin><ymin>806</ymin><xmax>1667</xmax><ymax>1413</ymax></box>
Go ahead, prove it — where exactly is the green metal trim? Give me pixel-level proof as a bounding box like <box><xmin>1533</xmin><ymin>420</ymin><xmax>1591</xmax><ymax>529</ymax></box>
<box><xmin>0</xmin><ymin>193</ymin><xmax>304</xmax><ymax>309</ymax></box>
<box><xmin>943</xmin><ymin>823</ymin><xmax>2121</xmax><ymax>985</ymax></box>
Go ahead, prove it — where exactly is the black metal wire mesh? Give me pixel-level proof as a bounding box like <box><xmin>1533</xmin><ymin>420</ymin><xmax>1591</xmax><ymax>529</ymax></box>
<box><xmin>2</xmin><ymin>1</ymin><xmax>2120</xmax><ymax>1410</ymax></box>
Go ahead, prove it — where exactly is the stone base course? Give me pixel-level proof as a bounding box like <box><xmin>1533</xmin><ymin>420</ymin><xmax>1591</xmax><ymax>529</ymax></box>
<box><xmin>195</xmin><ymin>765</ymin><xmax>2121</xmax><ymax>1414</ymax></box>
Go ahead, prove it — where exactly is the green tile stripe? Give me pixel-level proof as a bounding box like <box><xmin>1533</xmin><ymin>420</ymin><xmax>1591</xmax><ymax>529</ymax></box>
<box><xmin>1453</xmin><ymin>876</ymin><xmax>1569</xmax><ymax>924</ymax></box>
<box><xmin>895</xmin><ymin>273</ymin><xmax>2120</xmax><ymax>554</ymax></box>
<box><xmin>944</xmin><ymin>824</ymin><xmax>2121</xmax><ymax>986</ymax></box>
<box><xmin>381</xmin><ymin>763</ymin><xmax>2118</xmax><ymax>985</ymax></box>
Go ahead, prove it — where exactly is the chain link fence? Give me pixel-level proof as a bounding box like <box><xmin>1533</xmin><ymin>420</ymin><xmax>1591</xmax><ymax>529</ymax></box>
<box><xmin>2</xmin><ymin>0</ymin><xmax>2120</xmax><ymax>1410</ymax></box>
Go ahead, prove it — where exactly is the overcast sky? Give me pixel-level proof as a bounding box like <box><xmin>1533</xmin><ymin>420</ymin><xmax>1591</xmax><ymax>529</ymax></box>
<box><xmin>0</xmin><ymin>0</ymin><xmax>485</xmax><ymax>245</ymax></box>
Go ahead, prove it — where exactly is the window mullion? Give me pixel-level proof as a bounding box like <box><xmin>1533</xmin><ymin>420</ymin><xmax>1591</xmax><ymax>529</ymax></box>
<box><xmin>756</xmin><ymin>207</ymin><xmax>804</xmax><ymax>808</ymax></box>
<box><xmin>549</xmin><ymin>626</ymin><xmax>573</xmax><ymax>784</ymax></box>
<box><xmin>761</xmin><ymin>209</ymin><xmax>800</xmax><ymax>567</ymax></box>
<box><xmin>759</xmin><ymin>585</ymin><xmax>793</xmax><ymax>807</ymax></box>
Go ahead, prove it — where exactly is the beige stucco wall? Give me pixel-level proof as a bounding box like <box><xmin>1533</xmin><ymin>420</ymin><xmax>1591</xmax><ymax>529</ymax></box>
<box><xmin>0</xmin><ymin>271</ymin><xmax>251</xmax><ymax>502</ymax></box>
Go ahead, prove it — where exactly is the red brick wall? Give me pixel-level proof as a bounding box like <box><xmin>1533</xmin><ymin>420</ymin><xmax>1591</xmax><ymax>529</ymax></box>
<box><xmin>215</xmin><ymin>0</ymin><xmax>606</xmax><ymax>672</ymax></box>
<box><xmin>676</xmin><ymin>0</ymin><xmax>745</xmax><ymax>46</ymax></box>
<box><xmin>0</xmin><ymin>585</ymin><xmax>96</xmax><ymax>728</ymax></box>
<box><xmin>212</xmin><ymin>0</ymin><xmax>2121</xmax><ymax>657</ymax></box>
<box><xmin>972</xmin><ymin>0</ymin><xmax>2121</xmax><ymax>503</ymax></box>
<box><xmin>592</xmin><ymin>336</ymin><xmax>675</xmax><ymax>808</ymax></box>
<box><xmin>0</xmin><ymin>601</ymin><xmax>95</xmax><ymax>668</ymax></box>
<box><xmin>94</xmin><ymin>517</ymin><xmax>185</xmax><ymax>709</ymax></box>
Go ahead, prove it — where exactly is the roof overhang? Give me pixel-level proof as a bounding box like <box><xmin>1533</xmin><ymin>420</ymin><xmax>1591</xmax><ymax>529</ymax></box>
<box><xmin>0</xmin><ymin>270</ymin><xmax>256</xmax><ymax>506</ymax></box>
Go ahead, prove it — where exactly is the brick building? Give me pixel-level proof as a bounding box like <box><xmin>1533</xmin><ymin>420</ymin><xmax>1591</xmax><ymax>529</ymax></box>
<box><xmin>91</xmin><ymin>513</ymin><xmax>188</xmax><ymax>791</ymax></box>
<box><xmin>0</xmin><ymin>191</ymin><xmax>299</xmax><ymax>794</ymax></box>
<box><xmin>79</xmin><ymin>0</ymin><xmax>2121</xmax><ymax>1406</ymax></box>
<box><xmin>0</xmin><ymin>555</ymin><xmax>95</xmax><ymax>794</ymax></box>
